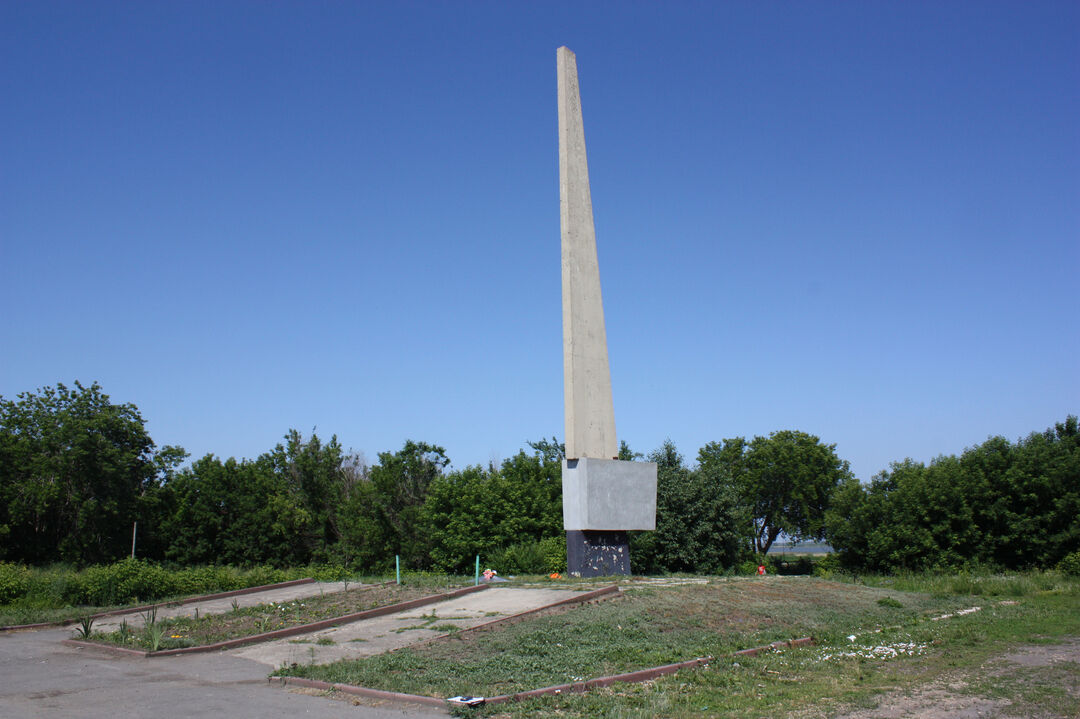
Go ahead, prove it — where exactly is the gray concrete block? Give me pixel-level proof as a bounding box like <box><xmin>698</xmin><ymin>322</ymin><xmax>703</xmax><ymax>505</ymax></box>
<box><xmin>562</xmin><ymin>458</ymin><xmax>657</xmax><ymax>530</ymax></box>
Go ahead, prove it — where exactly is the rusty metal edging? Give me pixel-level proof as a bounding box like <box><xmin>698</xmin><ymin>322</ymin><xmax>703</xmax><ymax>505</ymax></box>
<box><xmin>274</xmin><ymin>634</ymin><xmax>815</xmax><ymax>709</ymax></box>
<box><xmin>273</xmin><ymin>676</ymin><xmax>446</xmax><ymax>709</ymax></box>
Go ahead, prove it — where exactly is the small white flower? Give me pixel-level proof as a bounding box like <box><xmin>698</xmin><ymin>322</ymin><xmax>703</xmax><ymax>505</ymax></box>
<box><xmin>848</xmin><ymin>635</ymin><xmax>856</xmax><ymax>642</ymax></box>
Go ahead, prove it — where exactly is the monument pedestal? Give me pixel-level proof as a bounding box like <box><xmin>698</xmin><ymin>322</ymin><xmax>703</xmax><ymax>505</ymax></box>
<box><xmin>566</xmin><ymin>530</ymin><xmax>631</xmax><ymax>577</ymax></box>
<box><xmin>562</xmin><ymin>457</ymin><xmax>657</xmax><ymax>577</ymax></box>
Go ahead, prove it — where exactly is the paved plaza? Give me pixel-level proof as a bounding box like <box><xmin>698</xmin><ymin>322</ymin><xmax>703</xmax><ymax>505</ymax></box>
<box><xmin>1</xmin><ymin>583</ymin><xmax>592</xmax><ymax>718</ymax></box>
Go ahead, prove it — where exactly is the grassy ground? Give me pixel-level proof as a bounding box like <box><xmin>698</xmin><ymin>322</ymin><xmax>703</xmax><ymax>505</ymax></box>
<box><xmin>279</xmin><ymin>572</ymin><xmax>1079</xmax><ymax>718</ymax></box>
<box><xmin>82</xmin><ymin>578</ymin><xmax>466</xmax><ymax>651</ymax></box>
<box><xmin>1</xmin><ymin>601</ymin><xmax>130</xmax><ymax>627</ymax></box>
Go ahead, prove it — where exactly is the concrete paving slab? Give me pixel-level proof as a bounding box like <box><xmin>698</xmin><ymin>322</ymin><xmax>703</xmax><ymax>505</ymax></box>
<box><xmin>0</xmin><ymin>626</ymin><xmax>444</xmax><ymax>718</ymax></box>
<box><xmin>91</xmin><ymin>581</ymin><xmax>356</xmax><ymax>632</ymax></box>
<box><xmin>3</xmin><ymin>585</ymin><xmax>601</xmax><ymax>717</ymax></box>
<box><xmin>234</xmin><ymin>587</ymin><xmax>588</xmax><ymax>668</ymax></box>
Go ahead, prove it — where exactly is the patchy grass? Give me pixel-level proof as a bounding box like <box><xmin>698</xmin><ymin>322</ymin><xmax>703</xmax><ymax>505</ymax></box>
<box><xmin>84</xmin><ymin>578</ymin><xmax>465</xmax><ymax>651</ymax></box>
<box><xmin>278</xmin><ymin>576</ymin><xmax>971</xmax><ymax>697</ymax></box>
<box><xmin>394</xmin><ymin>610</ymin><xmax>474</xmax><ymax>634</ymax></box>
<box><xmin>860</xmin><ymin>569</ymin><xmax>1069</xmax><ymax>598</ymax></box>
<box><xmin>278</xmin><ymin>573</ymin><xmax>1080</xmax><ymax>719</ymax></box>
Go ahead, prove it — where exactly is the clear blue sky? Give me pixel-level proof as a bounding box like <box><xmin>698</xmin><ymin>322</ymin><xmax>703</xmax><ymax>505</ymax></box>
<box><xmin>2</xmin><ymin>2</ymin><xmax>1077</xmax><ymax>481</ymax></box>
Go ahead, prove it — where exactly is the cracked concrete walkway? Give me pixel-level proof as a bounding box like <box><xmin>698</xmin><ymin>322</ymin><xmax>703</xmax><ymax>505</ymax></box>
<box><xmin>0</xmin><ymin>625</ymin><xmax>444</xmax><ymax>719</ymax></box>
<box><xmin>233</xmin><ymin>586</ymin><xmax>586</xmax><ymax>668</ymax></box>
<box><xmin>3</xmin><ymin>583</ymin><xmax>599</xmax><ymax>717</ymax></box>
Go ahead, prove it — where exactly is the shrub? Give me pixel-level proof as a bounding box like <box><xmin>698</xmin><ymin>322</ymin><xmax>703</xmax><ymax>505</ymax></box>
<box><xmin>539</xmin><ymin>536</ymin><xmax>567</xmax><ymax>575</ymax></box>
<box><xmin>812</xmin><ymin>553</ymin><xmax>842</xmax><ymax>577</ymax></box>
<box><xmin>0</xmin><ymin>562</ymin><xmax>30</xmax><ymax>604</ymax></box>
<box><xmin>307</xmin><ymin>564</ymin><xmax>351</xmax><ymax>582</ymax></box>
<box><xmin>75</xmin><ymin>559</ymin><xmax>178</xmax><ymax>605</ymax></box>
<box><xmin>171</xmin><ymin>565</ymin><xmax>236</xmax><ymax>596</ymax></box>
<box><xmin>486</xmin><ymin>537</ymin><xmax>566</xmax><ymax>575</ymax></box>
<box><xmin>240</xmin><ymin>565</ymin><xmax>287</xmax><ymax>588</ymax></box>
<box><xmin>1057</xmin><ymin>550</ymin><xmax>1080</xmax><ymax>576</ymax></box>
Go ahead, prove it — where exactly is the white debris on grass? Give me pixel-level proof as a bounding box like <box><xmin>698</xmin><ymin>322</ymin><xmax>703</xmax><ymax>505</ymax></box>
<box><xmin>931</xmin><ymin>606</ymin><xmax>981</xmax><ymax>621</ymax></box>
<box><xmin>820</xmin><ymin>642</ymin><xmax>928</xmax><ymax>661</ymax></box>
<box><xmin>822</xmin><ymin>604</ymin><xmax>981</xmax><ymax>661</ymax></box>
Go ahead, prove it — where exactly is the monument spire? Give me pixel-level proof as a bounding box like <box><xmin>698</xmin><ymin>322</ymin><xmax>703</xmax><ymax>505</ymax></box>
<box><xmin>558</xmin><ymin>45</ymin><xmax>618</xmax><ymax>461</ymax></box>
<box><xmin>557</xmin><ymin>47</ymin><xmax>656</xmax><ymax>577</ymax></box>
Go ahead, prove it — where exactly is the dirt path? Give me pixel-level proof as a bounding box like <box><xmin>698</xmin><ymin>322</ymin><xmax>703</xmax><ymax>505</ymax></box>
<box><xmin>830</xmin><ymin>638</ymin><xmax>1080</xmax><ymax>719</ymax></box>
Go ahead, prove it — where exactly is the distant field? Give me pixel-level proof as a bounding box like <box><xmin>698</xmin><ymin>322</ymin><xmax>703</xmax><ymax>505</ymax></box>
<box><xmin>768</xmin><ymin>542</ymin><xmax>833</xmax><ymax>555</ymax></box>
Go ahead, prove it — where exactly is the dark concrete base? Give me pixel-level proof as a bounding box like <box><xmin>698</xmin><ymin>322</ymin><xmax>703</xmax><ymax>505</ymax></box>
<box><xmin>566</xmin><ymin>530</ymin><xmax>631</xmax><ymax>577</ymax></box>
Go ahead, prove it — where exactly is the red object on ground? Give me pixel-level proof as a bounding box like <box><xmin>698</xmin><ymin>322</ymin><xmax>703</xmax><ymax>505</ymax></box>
<box><xmin>757</xmin><ymin>565</ymin><xmax>766</xmax><ymax>575</ymax></box>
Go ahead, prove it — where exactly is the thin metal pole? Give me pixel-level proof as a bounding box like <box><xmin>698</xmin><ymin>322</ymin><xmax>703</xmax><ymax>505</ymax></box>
<box><xmin>475</xmin><ymin>555</ymin><xmax>480</xmax><ymax>585</ymax></box>
<box><xmin>395</xmin><ymin>555</ymin><xmax>400</xmax><ymax>585</ymax></box>
<box><xmin>131</xmin><ymin>521</ymin><xmax>137</xmax><ymax>559</ymax></box>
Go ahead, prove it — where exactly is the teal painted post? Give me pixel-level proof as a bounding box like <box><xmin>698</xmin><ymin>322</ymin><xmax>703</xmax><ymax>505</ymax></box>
<box><xmin>475</xmin><ymin>555</ymin><xmax>480</xmax><ymax>585</ymax></box>
<box><xmin>396</xmin><ymin>555</ymin><xmax>400</xmax><ymax>585</ymax></box>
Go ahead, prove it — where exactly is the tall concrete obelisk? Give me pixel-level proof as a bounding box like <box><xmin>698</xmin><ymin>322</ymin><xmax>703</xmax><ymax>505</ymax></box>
<box><xmin>558</xmin><ymin>46</ymin><xmax>656</xmax><ymax>577</ymax></box>
<box><xmin>559</xmin><ymin>46</ymin><xmax>618</xmax><ymax>462</ymax></box>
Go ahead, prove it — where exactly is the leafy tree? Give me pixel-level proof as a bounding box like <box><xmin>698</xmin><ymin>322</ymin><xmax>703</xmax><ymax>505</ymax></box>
<box><xmin>160</xmin><ymin>454</ymin><xmax>313</xmax><ymax>566</ymax></box>
<box><xmin>618</xmin><ymin>440</ymin><xmax>643</xmax><ymax>461</ymax></box>
<box><xmin>631</xmin><ymin>440</ymin><xmax>747</xmax><ymax>574</ymax></box>
<box><xmin>422</xmin><ymin>465</ymin><xmax>500</xmax><ymax>571</ymax></box>
<box><xmin>828</xmin><ymin>416</ymin><xmax>1080</xmax><ymax>572</ymax></box>
<box><xmin>340</xmin><ymin>440</ymin><xmax>448</xmax><ymax>570</ymax></box>
<box><xmin>0</xmin><ymin>382</ymin><xmax>181</xmax><ymax>564</ymax></box>
<box><xmin>527</xmin><ymin>437</ymin><xmax>565</xmax><ymax>463</ymax></box>
<box><xmin>263</xmin><ymin>430</ymin><xmax>346</xmax><ymax>560</ymax></box>
<box><xmin>978</xmin><ymin>417</ymin><xmax>1080</xmax><ymax>567</ymax></box>
<box><xmin>133</xmin><ymin>444</ymin><xmax>189</xmax><ymax>560</ymax></box>
<box><xmin>703</xmin><ymin>431</ymin><xmax>851</xmax><ymax>555</ymax></box>
<box><xmin>496</xmin><ymin>449</ymin><xmax>563</xmax><ymax>541</ymax></box>
<box><xmin>422</xmin><ymin>446</ymin><xmax>563</xmax><ymax>573</ymax></box>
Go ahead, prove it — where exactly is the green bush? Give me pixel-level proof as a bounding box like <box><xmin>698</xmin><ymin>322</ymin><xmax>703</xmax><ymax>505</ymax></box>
<box><xmin>1056</xmin><ymin>551</ymin><xmax>1080</xmax><ymax>576</ymax></box>
<box><xmin>812</xmin><ymin>553</ymin><xmax>842</xmax><ymax>577</ymax></box>
<box><xmin>1</xmin><ymin>561</ymin><xmax>338</xmax><ymax>616</ymax></box>
<box><xmin>539</xmin><ymin>536</ymin><xmax>566</xmax><ymax>575</ymax></box>
<box><xmin>486</xmin><ymin>537</ymin><xmax>566</xmax><ymax>575</ymax></box>
<box><xmin>239</xmin><ymin>565</ymin><xmax>288</xmax><ymax>588</ymax></box>
<box><xmin>0</xmin><ymin>562</ymin><xmax>30</xmax><ymax>604</ymax></box>
<box><xmin>170</xmin><ymin>565</ymin><xmax>236</xmax><ymax>596</ymax></box>
<box><xmin>75</xmin><ymin>559</ymin><xmax>178</xmax><ymax>605</ymax></box>
<box><xmin>307</xmin><ymin>564</ymin><xmax>351</xmax><ymax>582</ymax></box>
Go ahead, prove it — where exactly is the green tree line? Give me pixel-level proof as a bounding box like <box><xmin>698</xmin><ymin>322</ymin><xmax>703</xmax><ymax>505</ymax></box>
<box><xmin>2</xmin><ymin>382</ymin><xmax>1076</xmax><ymax>573</ymax></box>
<box><xmin>826</xmin><ymin>416</ymin><xmax>1080</xmax><ymax>572</ymax></box>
